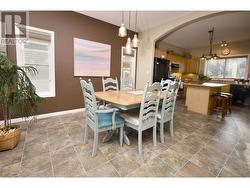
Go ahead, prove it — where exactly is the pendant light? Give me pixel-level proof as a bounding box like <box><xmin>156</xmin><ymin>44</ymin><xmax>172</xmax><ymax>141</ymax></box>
<box><xmin>125</xmin><ymin>11</ymin><xmax>132</xmax><ymax>54</ymax></box>
<box><xmin>118</xmin><ymin>11</ymin><xmax>127</xmax><ymax>37</ymax></box>
<box><xmin>132</xmin><ymin>11</ymin><xmax>139</xmax><ymax>48</ymax></box>
<box><xmin>200</xmin><ymin>28</ymin><xmax>219</xmax><ymax>60</ymax></box>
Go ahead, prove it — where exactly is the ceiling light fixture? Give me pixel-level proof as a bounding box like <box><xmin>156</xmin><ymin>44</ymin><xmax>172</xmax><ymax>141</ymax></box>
<box><xmin>125</xmin><ymin>11</ymin><xmax>132</xmax><ymax>55</ymax></box>
<box><xmin>132</xmin><ymin>11</ymin><xmax>139</xmax><ymax>48</ymax></box>
<box><xmin>221</xmin><ymin>41</ymin><xmax>231</xmax><ymax>56</ymax></box>
<box><xmin>118</xmin><ymin>11</ymin><xmax>127</xmax><ymax>37</ymax></box>
<box><xmin>200</xmin><ymin>27</ymin><xmax>219</xmax><ymax>61</ymax></box>
<box><xmin>221</xmin><ymin>41</ymin><xmax>228</xmax><ymax>47</ymax></box>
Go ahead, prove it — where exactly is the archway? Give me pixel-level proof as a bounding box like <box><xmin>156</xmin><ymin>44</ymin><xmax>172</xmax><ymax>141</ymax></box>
<box><xmin>135</xmin><ymin>11</ymin><xmax>225</xmax><ymax>89</ymax></box>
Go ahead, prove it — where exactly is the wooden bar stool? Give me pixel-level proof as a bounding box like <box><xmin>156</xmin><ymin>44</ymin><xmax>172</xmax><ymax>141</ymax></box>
<box><xmin>220</xmin><ymin>92</ymin><xmax>232</xmax><ymax>114</ymax></box>
<box><xmin>211</xmin><ymin>94</ymin><xmax>228</xmax><ymax>119</ymax></box>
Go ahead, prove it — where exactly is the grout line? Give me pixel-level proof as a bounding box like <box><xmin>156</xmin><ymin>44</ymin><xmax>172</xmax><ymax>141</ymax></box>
<box><xmin>216</xmin><ymin>141</ymin><xmax>238</xmax><ymax>177</ymax></box>
<box><xmin>72</xmin><ymin>144</ymin><xmax>88</xmax><ymax>176</ymax></box>
<box><xmin>173</xmin><ymin>131</ymin><xmax>217</xmax><ymax>177</ymax></box>
<box><xmin>172</xmin><ymin>143</ymin><xmax>206</xmax><ymax>177</ymax></box>
<box><xmin>216</xmin><ymin>115</ymin><xmax>241</xmax><ymax>177</ymax></box>
<box><xmin>64</xmin><ymin>121</ymin><xmax>88</xmax><ymax>177</ymax></box>
<box><xmin>47</xmin><ymin>130</ymin><xmax>55</xmax><ymax>177</ymax></box>
<box><xmin>107</xmin><ymin>158</ymin><xmax>122</xmax><ymax>177</ymax></box>
<box><xmin>17</xmin><ymin>123</ymin><xmax>29</xmax><ymax>177</ymax></box>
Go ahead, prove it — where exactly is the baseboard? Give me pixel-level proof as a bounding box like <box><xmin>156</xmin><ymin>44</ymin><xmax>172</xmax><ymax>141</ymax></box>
<box><xmin>0</xmin><ymin>108</ymin><xmax>85</xmax><ymax>124</ymax></box>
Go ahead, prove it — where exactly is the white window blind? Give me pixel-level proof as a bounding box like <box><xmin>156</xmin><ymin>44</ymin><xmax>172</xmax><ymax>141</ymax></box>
<box><xmin>16</xmin><ymin>26</ymin><xmax>55</xmax><ymax>98</ymax></box>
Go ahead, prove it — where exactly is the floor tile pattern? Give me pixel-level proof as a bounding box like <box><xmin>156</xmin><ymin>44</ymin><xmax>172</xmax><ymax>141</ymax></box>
<box><xmin>1</xmin><ymin>100</ymin><xmax>250</xmax><ymax>177</ymax></box>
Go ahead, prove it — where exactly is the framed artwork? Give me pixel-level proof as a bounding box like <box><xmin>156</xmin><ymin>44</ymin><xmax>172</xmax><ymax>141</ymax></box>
<box><xmin>74</xmin><ymin>38</ymin><xmax>111</xmax><ymax>77</ymax></box>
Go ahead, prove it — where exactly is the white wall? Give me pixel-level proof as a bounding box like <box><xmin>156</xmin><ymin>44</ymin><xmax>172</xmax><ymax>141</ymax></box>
<box><xmin>156</xmin><ymin>41</ymin><xmax>187</xmax><ymax>56</ymax></box>
<box><xmin>136</xmin><ymin>11</ymin><xmax>217</xmax><ymax>89</ymax></box>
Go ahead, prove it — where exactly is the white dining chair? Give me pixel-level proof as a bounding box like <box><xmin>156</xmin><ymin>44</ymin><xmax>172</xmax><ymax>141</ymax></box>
<box><xmin>120</xmin><ymin>82</ymin><xmax>161</xmax><ymax>156</ymax></box>
<box><xmin>102</xmin><ymin>77</ymin><xmax>119</xmax><ymax>91</ymax></box>
<box><xmin>157</xmin><ymin>79</ymin><xmax>181</xmax><ymax>143</ymax></box>
<box><xmin>161</xmin><ymin>78</ymin><xmax>171</xmax><ymax>91</ymax></box>
<box><xmin>80</xmin><ymin>79</ymin><xmax>124</xmax><ymax>157</ymax></box>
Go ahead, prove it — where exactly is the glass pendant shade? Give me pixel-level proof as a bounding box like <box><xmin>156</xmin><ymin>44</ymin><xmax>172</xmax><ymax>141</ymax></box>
<box><xmin>212</xmin><ymin>54</ymin><xmax>218</xmax><ymax>60</ymax></box>
<box><xmin>132</xmin><ymin>34</ymin><xmax>138</xmax><ymax>48</ymax></box>
<box><xmin>118</xmin><ymin>23</ymin><xmax>127</xmax><ymax>37</ymax></box>
<box><xmin>200</xmin><ymin>54</ymin><xmax>205</xmax><ymax>60</ymax></box>
<box><xmin>125</xmin><ymin>37</ymin><xmax>132</xmax><ymax>54</ymax></box>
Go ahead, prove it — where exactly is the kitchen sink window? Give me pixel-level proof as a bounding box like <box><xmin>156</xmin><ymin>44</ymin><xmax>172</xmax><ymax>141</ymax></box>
<box><xmin>204</xmin><ymin>56</ymin><xmax>248</xmax><ymax>79</ymax></box>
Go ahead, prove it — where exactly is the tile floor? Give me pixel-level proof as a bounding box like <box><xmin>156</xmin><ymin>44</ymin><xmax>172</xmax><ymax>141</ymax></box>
<box><xmin>0</xmin><ymin>100</ymin><xmax>250</xmax><ymax>177</ymax></box>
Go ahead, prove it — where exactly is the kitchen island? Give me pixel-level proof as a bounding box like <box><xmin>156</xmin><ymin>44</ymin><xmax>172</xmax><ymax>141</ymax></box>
<box><xmin>184</xmin><ymin>82</ymin><xmax>230</xmax><ymax>115</ymax></box>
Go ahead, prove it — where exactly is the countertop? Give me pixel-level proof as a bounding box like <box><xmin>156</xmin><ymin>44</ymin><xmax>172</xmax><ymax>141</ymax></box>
<box><xmin>184</xmin><ymin>82</ymin><xmax>229</xmax><ymax>88</ymax></box>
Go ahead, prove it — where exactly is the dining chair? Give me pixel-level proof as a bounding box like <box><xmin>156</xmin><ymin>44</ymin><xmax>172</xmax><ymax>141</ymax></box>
<box><xmin>158</xmin><ymin>79</ymin><xmax>181</xmax><ymax>143</ymax></box>
<box><xmin>161</xmin><ymin>78</ymin><xmax>171</xmax><ymax>91</ymax></box>
<box><xmin>80</xmin><ymin>78</ymin><xmax>124</xmax><ymax>157</ymax></box>
<box><xmin>120</xmin><ymin>82</ymin><xmax>161</xmax><ymax>156</ymax></box>
<box><xmin>102</xmin><ymin>77</ymin><xmax>119</xmax><ymax>91</ymax></box>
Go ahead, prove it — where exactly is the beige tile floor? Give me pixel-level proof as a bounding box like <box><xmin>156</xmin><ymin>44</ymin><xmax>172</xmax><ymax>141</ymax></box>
<box><xmin>1</xmin><ymin>100</ymin><xmax>250</xmax><ymax>177</ymax></box>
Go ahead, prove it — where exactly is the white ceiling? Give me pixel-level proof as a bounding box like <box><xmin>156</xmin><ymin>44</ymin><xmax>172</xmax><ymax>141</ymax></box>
<box><xmin>161</xmin><ymin>12</ymin><xmax>250</xmax><ymax>50</ymax></box>
<box><xmin>78</xmin><ymin>11</ymin><xmax>193</xmax><ymax>32</ymax></box>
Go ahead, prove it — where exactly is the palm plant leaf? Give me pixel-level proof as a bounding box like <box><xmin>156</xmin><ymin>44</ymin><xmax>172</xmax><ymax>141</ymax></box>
<box><xmin>0</xmin><ymin>54</ymin><xmax>41</xmax><ymax>127</ymax></box>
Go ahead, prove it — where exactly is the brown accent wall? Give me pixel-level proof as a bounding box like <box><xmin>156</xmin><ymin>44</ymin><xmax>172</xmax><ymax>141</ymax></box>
<box><xmin>7</xmin><ymin>11</ymin><xmax>135</xmax><ymax>115</ymax></box>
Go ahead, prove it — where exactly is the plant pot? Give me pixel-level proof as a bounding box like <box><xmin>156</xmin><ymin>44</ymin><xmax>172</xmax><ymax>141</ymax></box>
<box><xmin>0</xmin><ymin>125</ymin><xmax>21</xmax><ymax>151</ymax></box>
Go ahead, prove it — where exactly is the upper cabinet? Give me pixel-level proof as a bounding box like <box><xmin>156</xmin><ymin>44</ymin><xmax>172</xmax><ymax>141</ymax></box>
<box><xmin>154</xmin><ymin>48</ymin><xmax>167</xmax><ymax>59</ymax></box>
<box><xmin>185</xmin><ymin>58</ymin><xmax>201</xmax><ymax>74</ymax></box>
<box><xmin>154</xmin><ymin>48</ymin><xmax>202</xmax><ymax>74</ymax></box>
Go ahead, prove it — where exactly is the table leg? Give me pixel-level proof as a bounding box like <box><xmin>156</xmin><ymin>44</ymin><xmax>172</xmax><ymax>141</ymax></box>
<box><xmin>123</xmin><ymin>131</ymin><xmax>130</xmax><ymax>145</ymax></box>
<box><xmin>102</xmin><ymin>130</ymin><xmax>130</xmax><ymax>145</ymax></box>
<box><xmin>102</xmin><ymin>130</ymin><xmax>114</xmax><ymax>143</ymax></box>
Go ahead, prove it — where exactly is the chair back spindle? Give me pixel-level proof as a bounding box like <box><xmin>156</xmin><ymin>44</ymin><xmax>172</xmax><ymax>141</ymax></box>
<box><xmin>80</xmin><ymin>79</ymin><xmax>98</xmax><ymax>129</ymax></box>
<box><xmin>139</xmin><ymin>82</ymin><xmax>161</xmax><ymax>130</ymax></box>
<box><xmin>102</xmin><ymin>77</ymin><xmax>119</xmax><ymax>91</ymax></box>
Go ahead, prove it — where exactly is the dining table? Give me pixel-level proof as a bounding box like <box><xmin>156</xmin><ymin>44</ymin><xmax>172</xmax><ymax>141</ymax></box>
<box><xmin>95</xmin><ymin>90</ymin><xmax>164</xmax><ymax>145</ymax></box>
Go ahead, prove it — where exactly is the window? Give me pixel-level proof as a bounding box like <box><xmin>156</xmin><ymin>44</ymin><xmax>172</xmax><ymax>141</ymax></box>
<box><xmin>205</xmin><ymin>56</ymin><xmax>249</xmax><ymax>79</ymax></box>
<box><xmin>16</xmin><ymin>26</ymin><xmax>55</xmax><ymax>97</ymax></box>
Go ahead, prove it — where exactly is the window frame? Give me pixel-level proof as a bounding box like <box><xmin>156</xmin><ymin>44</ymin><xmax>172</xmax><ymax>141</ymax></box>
<box><xmin>15</xmin><ymin>25</ymin><xmax>55</xmax><ymax>98</ymax></box>
<box><xmin>204</xmin><ymin>55</ymin><xmax>250</xmax><ymax>79</ymax></box>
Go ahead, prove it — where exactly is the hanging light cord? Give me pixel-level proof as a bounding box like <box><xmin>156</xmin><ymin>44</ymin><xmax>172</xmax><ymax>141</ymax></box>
<box><xmin>135</xmin><ymin>11</ymin><xmax>137</xmax><ymax>32</ymax></box>
<box><xmin>122</xmin><ymin>11</ymin><xmax>124</xmax><ymax>24</ymax></box>
<box><xmin>128</xmin><ymin>11</ymin><xmax>131</xmax><ymax>36</ymax></box>
<box><xmin>209</xmin><ymin>27</ymin><xmax>214</xmax><ymax>55</ymax></box>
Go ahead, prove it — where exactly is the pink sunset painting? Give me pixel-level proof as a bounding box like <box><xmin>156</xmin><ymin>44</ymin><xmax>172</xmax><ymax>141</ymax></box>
<box><xmin>74</xmin><ymin>38</ymin><xmax>111</xmax><ymax>77</ymax></box>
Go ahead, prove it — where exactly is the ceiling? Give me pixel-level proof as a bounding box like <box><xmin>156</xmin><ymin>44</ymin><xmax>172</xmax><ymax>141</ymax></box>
<box><xmin>78</xmin><ymin>11</ymin><xmax>193</xmax><ymax>32</ymax></box>
<box><xmin>161</xmin><ymin>12</ymin><xmax>250</xmax><ymax>50</ymax></box>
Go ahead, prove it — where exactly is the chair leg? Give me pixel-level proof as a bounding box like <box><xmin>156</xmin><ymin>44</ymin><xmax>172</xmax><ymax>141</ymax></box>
<box><xmin>83</xmin><ymin>124</ymin><xmax>89</xmax><ymax>144</ymax></box>
<box><xmin>229</xmin><ymin>98</ymin><xmax>232</xmax><ymax>113</ymax></box>
<box><xmin>120</xmin><ymin>127</ymin><xmax>124</xmax><ymax>147</ymax></box>
<box><xmin>138</xmin><ymin>131</ymin><xmax>143</xmax><ymax>156</ymax></box>
<box><xmin>153</xmin><ymin>125</ymin><xmax>157</xmax><ymax>146</ymax></box>
<box><xmin>160</xmin><ymin>121</ymin><xmax>164</xmax><ymax>143</ymax></box>
<box><xmin>170</xmin><ymin>120</ymin><xmax>174</xmax><ymax>137</ymax></box>
<box><xmin>92</xmin><ymin>132</ymin><xmax>98</xmax><ymax>157</ymax></box>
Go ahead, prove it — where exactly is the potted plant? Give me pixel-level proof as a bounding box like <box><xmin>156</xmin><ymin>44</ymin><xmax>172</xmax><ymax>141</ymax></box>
<box><xmin>198</xmin><ymin>74</ymin><xmax>211</xmax><ymax>82</ymax></box>
<box><xmin>0</xmin><ymin>54</ymin><xmax>41</xmax><ymax>151</ymax></box>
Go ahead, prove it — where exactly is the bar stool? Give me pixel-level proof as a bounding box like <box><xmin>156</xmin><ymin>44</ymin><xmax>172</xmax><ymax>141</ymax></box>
<box><xmin>220</xmin><ymin>92</ymin><xmax>232</xmax><ymax>114</ymax></box>
<box><xmin>211</xmin><ymin>94</ymin><xmax>228</xmax><ymax>119</ymax></box>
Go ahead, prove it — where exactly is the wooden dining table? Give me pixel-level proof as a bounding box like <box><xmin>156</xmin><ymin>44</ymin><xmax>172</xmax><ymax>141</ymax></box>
<box><xmin>95</xmin><ymin>90</ymin><xmax>145</xmax><ymax>110</ymax></box>
<box><xmin>95</xmin><ymin>90</ymin><xmax>164</xmax><ymax>145</ymax></box>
